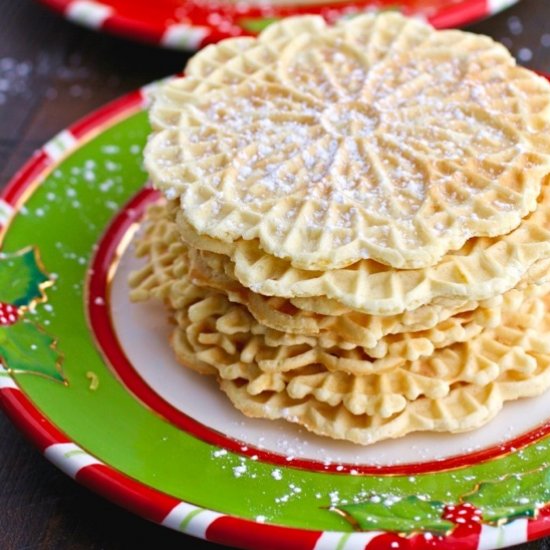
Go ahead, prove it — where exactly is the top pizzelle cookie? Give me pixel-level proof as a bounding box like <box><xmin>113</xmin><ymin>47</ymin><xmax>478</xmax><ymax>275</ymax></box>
<box><xmin>146</xmin><ymin>13</ymin><xmax>550</xmax><ymax>270</ymax></box>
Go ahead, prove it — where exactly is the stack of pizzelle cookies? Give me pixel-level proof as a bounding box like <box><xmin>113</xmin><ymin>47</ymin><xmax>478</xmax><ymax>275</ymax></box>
<box><xmin>129</xmin><ymin>13</ymin><xmax>550</xmax><ymax>445</ymax></box>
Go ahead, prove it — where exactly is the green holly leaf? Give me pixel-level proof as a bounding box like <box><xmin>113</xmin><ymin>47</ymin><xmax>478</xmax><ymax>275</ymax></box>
<box><xmin>0</xmin><ymin>319</ymin><xmax>64</xmax><ymax>382</ymax></box>
<box><xmin>464</xmin><ymin>468</ymin><xmax>550</xmax><ymax>524</ymax></box>
<box><xmin>336</xmin><ymin>495</ymin><xmax>454</xmax><ymax>535</ymax></box>
<box><xmin>238</xmin><ymin>17</ymin><xmax>281</xmax><ymax>33</ymax></box>
<box><xmin>0</xmin><ymin>247</ymin><xmax>50</xmax><ymax>307</ymax></box>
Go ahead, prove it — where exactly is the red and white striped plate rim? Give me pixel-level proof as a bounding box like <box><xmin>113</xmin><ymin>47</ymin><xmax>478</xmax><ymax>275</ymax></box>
<box><xmin>36</xmin><ymin>0</ymin><xmax>520</xmax><ymax>50</ymax></box>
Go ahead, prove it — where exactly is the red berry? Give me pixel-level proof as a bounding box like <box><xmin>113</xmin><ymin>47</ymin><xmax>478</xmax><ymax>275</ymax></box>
<box><xmin>443</xmin><ymin>503</ymin><xmax>483</xmax><ymax>529</ymax></box>
<box><xmin>0</xmin><ymin>302</ymin><xmax>19</xmax><ymax>326</ymax></box>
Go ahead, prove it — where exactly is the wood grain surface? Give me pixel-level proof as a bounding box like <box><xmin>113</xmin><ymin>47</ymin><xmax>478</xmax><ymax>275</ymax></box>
<box><xmin>0</xmin><ymin>0</ymin><xmax>549</xmax><ymax>548</ymax></box>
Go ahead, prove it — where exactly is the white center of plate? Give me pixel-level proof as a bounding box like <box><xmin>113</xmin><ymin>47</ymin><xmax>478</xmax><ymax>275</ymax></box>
<box><xmin>110</xmin><ymin>240</ymin><xmax>550</xmax><ymax>467</ymax></box>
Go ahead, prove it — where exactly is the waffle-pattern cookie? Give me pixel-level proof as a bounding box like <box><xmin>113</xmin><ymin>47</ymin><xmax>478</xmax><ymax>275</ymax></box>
<box><xmin>166</xmin><ymin>280</ymin><xmax>550</xmax><ymax>443</ymax></box>
<box><xmin>130</xmin><ymin>199</ymin><xmax>550</xmax><ymax>443</ymax></box>
<box><xmin>132</xmin><ymin>204</ymin><xmax>537</xmax><ymax>364</ymax></box>
<box><xmin>168</xmin><ymin>277</ymin><xmax>546</xmax><ymax>380</ymax></box>
<box><xmin>219</xmin><ymin>363</ymin><xmax>550</xmax><ymax>445</ymax></box>
<box><xmin>147</xmin><ymin>13</ymin><xmax>550</xmax><ymax>270</ymax></box>
<box><xmin>132</xmin><ymin>13</ymin><xmax>550</xmax><ymax>446</ymax></box>
<box><xmin>175</xmin><ymin>189</ymin><xmax>550</xmax><ymax>316</ymax></box>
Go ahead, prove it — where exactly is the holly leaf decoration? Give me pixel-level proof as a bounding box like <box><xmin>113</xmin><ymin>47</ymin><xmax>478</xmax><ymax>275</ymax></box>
<box><xmin>0</xmin><ymin>246</ymin><xmax>64</xmax><ymax>383</ymax></box>
<box><xmin>238</xmin><ymin>17</ymin><xmax>281</xmax><ymax>33</ymax></box>
<box><xmin>336</xmin><ymin>495</ymin><xmax>454</xmax><ymax>535</ymax></box>
<box><xmin>463</xmin><ymin>468</ymin><xmax>550</xmax><ymax>524</ymax></box>
<box><xmin>0</xmin><ymin>247</ymin><xmax>50</xmax><ymax>308</ymax></box>
<box><xmin>0</xmin><ymin>319</ymin><xmax>64</xmax><ymax>382</ymax></box>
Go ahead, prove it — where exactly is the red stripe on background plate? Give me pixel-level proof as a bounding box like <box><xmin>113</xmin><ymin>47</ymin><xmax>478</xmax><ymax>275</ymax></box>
<box><xmin>36</xmin><ymin>0</ymin><xmax>512</xmax><ymax>51</ymax></box>
<box><xmin>0</xmin><ymin>387</ymin><xmax>70</xmax><ymax>452</ymax></box>
<box><xmin>102</xmin><ymin>15</ymin><xmax>167</xmax><ymax>45</ymax></box>
<box><xmin>428</xmin><ymin>0</ymin><xmax>487</xmax><ymax>28</ymax></box>
<box><xmin>76</xmin><ymin>463</ymin><xmax>181</xmax><ymax>523</ymax></box>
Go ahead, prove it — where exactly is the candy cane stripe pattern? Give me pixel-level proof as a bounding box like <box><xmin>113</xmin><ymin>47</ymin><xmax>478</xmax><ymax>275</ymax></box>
<box><xmin>37</xmin><ymin>0</ymin><xmax>520</xmax><ymax>50</ymax></box>
<box><xmin>44</xmin><ymin>442</ymin><xmax>102</xmax><ymax>478</ymax></box>
<box><xmin>43</xmin><ymin>130</ymin><xmax>78</xmax><ymax>162</ymax></box>
<box><xmin>477</xmin><ymin>520</ymin><xmax>529</xmax><ymax>550</ymax></box>
<box><xmin>162</xmin><ymin>502</ymin><xmax>223</xmax><ymax>537</ymax></box>
<box><xmin>66</xmin><ymin>0</ymin><xmax>113</xmax><ymax>29</ymax></box>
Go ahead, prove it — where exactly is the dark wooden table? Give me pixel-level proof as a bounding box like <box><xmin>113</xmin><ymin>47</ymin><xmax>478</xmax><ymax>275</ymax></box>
<box><xmin>1</xmin><ymin>0</ymin><xmax>550</xmax><ymax>548</ymax></box>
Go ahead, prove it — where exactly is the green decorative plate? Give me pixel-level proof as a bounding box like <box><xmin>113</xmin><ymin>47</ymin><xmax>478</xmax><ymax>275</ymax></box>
<box><xmin>2</xmin><ymin>83</ymin><xmax>550</xmax><ymax>550</ymax></box>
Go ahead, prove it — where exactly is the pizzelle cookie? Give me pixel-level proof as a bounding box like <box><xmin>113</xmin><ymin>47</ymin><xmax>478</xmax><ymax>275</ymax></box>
<box><xmin>132</xmin><ymin>12</ymin><xmax>550</xmax><ymax>446</ymax></box>
<box><xmin>146</xmin><ymin>13</ymin><xmax>550</xmax><ymax>271</ymax></box>
<box><xmin>129</xmin><ymin>199</ymin><xmax>550</xmax><ymax>443</ymax></box>
<box><xmin>130</xmin><ymin>198</ymin><xmax>550</xmax><ymax>445</ymax></box>
<box><xmin>219</xmin><ymin>363</ymin><xmax>550</xmax><ymax>445</ymax></box>
<box><xmin>131</xmin><ymin>202</ymin><xmax>533</xmax><ymax>361</ymax></box>
<box><xmin>129</xmin><ymin>213</ymin><xmax>549</xmax><ymax>383</ymax></box>
<box><xmin>176</xmin><ymin>191</ymin><xmax>550</xmax><ymax>316</ymax></box>
<box><xmin>212</xmin><ymin>296</ymin><xmax>550</xmax><ymax>444</ymax></box>
<box><xmin>188</xmin><ymin>249</ymin><xmax>504</xmax><ymax>357</ymax></box>
<box><xmin>168</xmin><ymin>277</ymin><xmax>547</xmax><ymax>380</ymax></box>
<box><xmin>128</xmin><ymin>202</ymin><xmax>188</xmax><ymax>303</ymax></box>
<box><xmin>168</xmin><ymin>283</ymin><xmax>550</xmax><ymax>443</ymax></box>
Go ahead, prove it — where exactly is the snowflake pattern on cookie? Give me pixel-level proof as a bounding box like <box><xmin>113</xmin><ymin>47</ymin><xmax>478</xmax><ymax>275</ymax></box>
<box><xmin>146</xmin><ymin>13</ymin><xmax>550</xmax><ymax>270</ymax></box>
